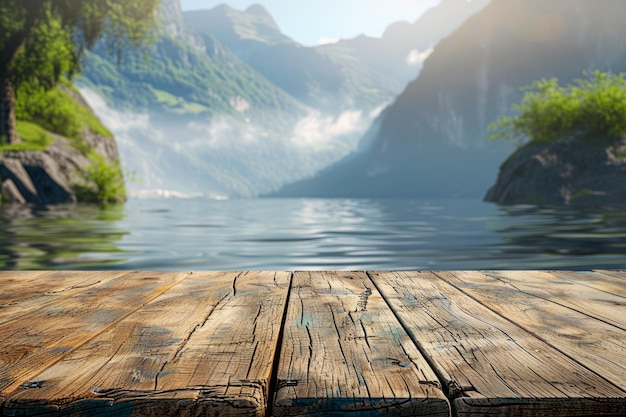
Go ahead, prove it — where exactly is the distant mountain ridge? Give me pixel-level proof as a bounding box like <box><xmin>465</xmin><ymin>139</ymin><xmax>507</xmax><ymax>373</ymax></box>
<box><xmin>273</xmin><ymin>0</ymin><xmax>626</xmax><ymax>198</ymax></box>
<box><xmin>184</xmin><ymin>0</ymin><xmax>488</xmax><ymax>113</ymax></box>
<box><xmin>184</xmin><ymin>4</ymin><xmax>293</xmax><ymax>46</ymax></box>
<box><xmin>184</xmin><ymin>5</ymin><xmax>386</xmax><ymax>112</ymax></box>
<box><xmin>318</xmin><ymin>0</ymin><xmax>490</xmax><ymax>93</ymax></box>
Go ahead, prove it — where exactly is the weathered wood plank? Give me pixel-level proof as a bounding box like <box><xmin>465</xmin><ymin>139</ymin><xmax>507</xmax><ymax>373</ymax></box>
<box><xmin>4</xmin><ymin>271</ymin><xmax>290</xmax><ymax>417</ymax></box>
<box><xmin>273</xmin><ymin>271</ymin><xmax>449</xmax><ymax>417</ymax></box>
<box><xmin>0</xmin><ymin>271</ymin><xmax>127</xmax><ymax>325</ymax></box>
<box><xmin>480</xmin><ymin>270</ymin><xmax>626</xmax><ymax>329</ymax></box>
<box><xmin>0</xmin><ymin>270</ymin><xmax>50</xmax><ymax>284</ymax></box>
<box><xmin>549</xmin><ymin>270</ymin><xmax>626</xmax><ymax>297</ymax></box>
<box><xmin>370</xmin><ymin>271</ymin><xmax>626</xmax><ymax>417</ymax></box>
<box><xmin>437</xmin><ymin>271</ymin><xmax>626</xmax><ymax>391</ymax></box>
<box><xmin>593</xmin><ymin>269</ymin><xmax>626</xmax><ymax>281</ymax></box>
<box><xmin>0</xmin><ymin>271</ymin><xmax>190</xmax><ymax>401</ymax></box>
<box><xmin>0</xmin><ymin>271</ymin><xmax>56</xmax><ymax>309</ymax></box>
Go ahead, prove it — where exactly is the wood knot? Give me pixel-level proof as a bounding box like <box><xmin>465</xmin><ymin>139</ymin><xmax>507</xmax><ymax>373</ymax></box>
<box><xmin>21</xmin><ymin>380</ymin><xmax>45</xmax><ymax>389</ymax></box>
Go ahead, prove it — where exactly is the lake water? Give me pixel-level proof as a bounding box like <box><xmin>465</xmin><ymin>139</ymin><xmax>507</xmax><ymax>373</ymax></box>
<box><xmin>1</xmin><ymin>198</ymin><xmax>626</xmax><ymax>271</ymax></box>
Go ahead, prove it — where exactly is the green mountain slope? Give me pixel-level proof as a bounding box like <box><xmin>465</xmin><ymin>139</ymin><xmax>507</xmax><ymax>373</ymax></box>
<box><xmin>184</xmin><ymin>4</ymin><xmax>396</xmax><ymax>113</ymax></box>
<box><xmin>78</xmin><ymin>0</ymin><xmax>303</xmax><ymax>118</ymax></box>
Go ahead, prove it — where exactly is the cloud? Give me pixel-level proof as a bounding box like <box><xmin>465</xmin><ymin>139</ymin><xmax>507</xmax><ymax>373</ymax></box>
<box><xmin>186</xmin><ymin>117</ymin><xmax>259</xmax><ymax>149</ymax></box>
<box><xmin>79</xmin><ymin>88</ymin><xmax>154</xmax><ymax>134</ymax></box>
<box><xmin>406</xmin><ymin>47</ymin><xmax>434</xmax><ymax>65</ymax></box>
<box><xmin>79</xmin><ymin>86</ymin><xmax>392</xmax><ymax>196</ymax></box>
<box><xmin>318</xmin><ymin>37</ymin><xmax>341</xmax><ymax>45</ymax></box>
<box><xmin>290</xmin><ymin>109</ymin><xmax>370</xmax><ymax>147</ymax></box>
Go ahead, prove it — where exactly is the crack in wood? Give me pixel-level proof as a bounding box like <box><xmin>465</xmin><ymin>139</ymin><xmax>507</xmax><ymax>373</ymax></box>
<box><xmin>232</xmin><ymin>273</ymin><xmax>238</xmax><ymax>297</ymax></box>
<box><xmin>357</xmin><ymin>287</ymin><xmax>372</xmax><ymax>312</ymax></box>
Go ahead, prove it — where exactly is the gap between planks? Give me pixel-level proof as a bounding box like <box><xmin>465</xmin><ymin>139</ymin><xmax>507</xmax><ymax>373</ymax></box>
<box><xmin>432</xmin><ymin>270</ymin><xmax>626</xmax><ymax>393</ymax></box>
<box><xmin>368</xmin><ymin>271</ymin><xmax>626</xmax><ymax>417</ymax></box>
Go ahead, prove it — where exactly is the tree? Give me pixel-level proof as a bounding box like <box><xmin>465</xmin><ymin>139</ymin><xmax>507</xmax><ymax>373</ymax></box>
<box><xmin>0</xmin><ymin>0</ymin><xmax>161</xmax><ymax>145</ymax></box>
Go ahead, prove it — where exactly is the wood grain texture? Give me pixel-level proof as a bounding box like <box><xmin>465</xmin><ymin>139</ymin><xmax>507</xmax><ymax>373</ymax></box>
<box><xmin>370</xmin><ymin>271</ymin><xmax>626</xmax><ymax>417</ymax></box>
<box><xmin>0</xmin><ymin>271</ymin><xmax>190</xmax><ymax>400</ymax></box>
<box><xmin>436</xmin><ymin>271</ymin><xmax>626</xmax><ymax>391</ymax></box>
<box><xmin>273</xmin><ymin>271</ymin><xmax>449</xmax><ymax>417</ymax></box>
<box><xmin>0</xmin><ymin>271</ymin><xmax>127</xmax><ymax>325</ymax></box>
<box><xmin>551</xmin><ymin>270</ymin><xmax>626</xmax><ymax>296</ymax></box>
<box><xmin>479</xmin><ymin>270</ymin><xmax>626</xmax><ymax>330</ymax></box>
<box><xmin>593</xmin><ymin>269</ymin><xmax>626</xmax><ymax>281</ymax></box>
<box><xmin>4</xmin><ymin>271</ymin><xmax>290</xmax><ymax>417</ymax></box>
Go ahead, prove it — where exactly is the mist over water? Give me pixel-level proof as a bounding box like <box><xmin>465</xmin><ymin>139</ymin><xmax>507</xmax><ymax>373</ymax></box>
<box><xmin>2</xmin><ymin>198</ymin><xmax>625</xmax><ymax>271</ymax></box>
<box><xmin>79</xmin><ymin>88</ymin><xmax>380</xmax><ymax>199</ymax></box>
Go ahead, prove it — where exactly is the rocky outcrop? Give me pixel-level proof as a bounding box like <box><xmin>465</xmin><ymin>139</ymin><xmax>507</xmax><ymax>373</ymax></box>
<box><xmin>485</xmin><ymin>135</ymin><xmax>626</xmax><ymax>207</ymax></box>
<box><xmin>1</xmin><ymin>82</ymin><xmax>122</xmax><ymax>205</ymax></box>
<box><xmin>1</xmin><ymin>130</ymin><xmax>120</xmax><ymax>205</ymax></box>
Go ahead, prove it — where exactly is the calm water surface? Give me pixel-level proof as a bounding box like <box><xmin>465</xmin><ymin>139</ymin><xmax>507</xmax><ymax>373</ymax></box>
<box><xmin>1</xmin><ymin>198</ymin><xmax>626</xmax><ymax>270</ymax></box>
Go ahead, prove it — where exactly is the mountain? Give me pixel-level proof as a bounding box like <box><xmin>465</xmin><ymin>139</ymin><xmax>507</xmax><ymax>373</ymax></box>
<box><xmin>184</xmin><ymin>1</ymin><xmax>489</xmax><ymax>114</ymax></box>
<box><xmin>183</xmin><ymin>3</ymin><xmax>293</xmax><ymax>47</ymax></box>
<box><xmin>183</xmin><ymin>4</ymin><xmax>393</xmax><ymax>113</ymax></box>
<box><xmin>79</xmin><ymin>0</ymin><xmax>302</xmax><ymax>118</ymax></box>
<box><xmin>273</xmin><ymin>0</ymin><xmax>626</xmax><ymax>198</ymax></box>
<box><xmin>316</xmin><ymin>0</ymin><xmax>490</xmax><ymax>94</ymax></box>
<box><xmin>77</xmin><ymin>0</ymin><xmax>363</xmax><ymax>198</ymax></box>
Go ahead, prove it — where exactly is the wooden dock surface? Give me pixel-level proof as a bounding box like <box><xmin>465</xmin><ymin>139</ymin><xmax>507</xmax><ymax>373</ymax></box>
<box><xmin>0</xmin><ymin>270</ymin><xmax>624</xmax><ymax>416</ymax></box>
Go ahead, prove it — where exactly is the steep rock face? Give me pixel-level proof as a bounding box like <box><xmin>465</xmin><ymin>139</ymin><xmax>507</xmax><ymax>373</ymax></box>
<box><xmin>160</xmin><ymin>0</ymin><xmax>206</xmax><ymax>52</ymax></box>
<box><xmin>274</xmin><ymin>0</ymin><xmax>626</xmax><ymax>198</ymax></box>
<box><xmin>376</xmin><ymin>0</ymin><xmax>626</xmax><ymax>155</ymax></box>
<box><xmin>485</xmin><ymin>135</ymin><xmax>626</xmax><ymax>208</ymax></box>
<box><xmin>80</xmin><ymin>0</ymin><xmax>354</xmax><ymax>199</ymax></box>
<box><xmin>1</xmin><ymin>133</ymin><xmax>119</xmax><ymax>205</ymax></box>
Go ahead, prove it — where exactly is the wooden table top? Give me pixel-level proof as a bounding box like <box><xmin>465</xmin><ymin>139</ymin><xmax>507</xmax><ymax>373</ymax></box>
<box><xmin>0</xmin><ymin>270</ymin><xmax>624</xmax><ymax>416</ymax></box>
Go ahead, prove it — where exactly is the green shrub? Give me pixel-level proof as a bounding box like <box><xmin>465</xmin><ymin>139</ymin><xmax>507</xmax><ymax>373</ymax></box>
<box><xmin>10</xmin><ymin>79</ymin><xmax>125</xmax><ymax>204</ymax></box>
<box><xmin>74</xmin><ymin>153</ymin><xmax>126</xmax><ymax>204</ymax></box>
<box><xmin>16</xmin><ymin>84</ymin><xmax>82</xmax><ymax>139</ymax></box>
<box><xmin>16</xmin><ymin>81</ymin><xmax>112</xmax><ymax>145</ymax></box>
<box><xmin>489</xmin><ymin>70</ymin><xmax>626</xmax><ymax>146</ymax></box>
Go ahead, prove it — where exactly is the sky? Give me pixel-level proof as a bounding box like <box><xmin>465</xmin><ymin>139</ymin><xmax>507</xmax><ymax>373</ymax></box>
<box><xmin>179</xmin><ymin>0</ymin><xmax>441</xmax><ymax>46</ymax></box>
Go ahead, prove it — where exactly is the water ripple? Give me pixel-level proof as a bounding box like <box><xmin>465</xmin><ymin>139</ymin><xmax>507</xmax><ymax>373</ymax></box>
<box><xmin>1</xmin><ymin>198</ymin><xmax>626</xmax><ymax>270</ymax></box>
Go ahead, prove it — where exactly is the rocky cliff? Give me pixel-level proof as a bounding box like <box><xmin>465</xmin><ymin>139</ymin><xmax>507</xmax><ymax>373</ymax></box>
<box><xmin>485</xmin><ymin>135</ymin><xmax>626</xmax><ymax>208</ymax></box>
<box><xmin>0</xmin><ymin>89</ymin><xmax>122</xmax><ymax>205</ymax></box>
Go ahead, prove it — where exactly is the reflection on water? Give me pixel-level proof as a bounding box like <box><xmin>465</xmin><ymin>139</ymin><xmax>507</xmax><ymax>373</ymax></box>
<box><xmin>1</xmin><ymin>198</ymin><xmax>625</xmax><ymax>270</ymax></box>
<box><xmin>491</xmin><ymin>205</ymin><xmax>626</xmax><ymax>267</ymax></box>
<box><xmin>0</xmin><ymin>204</ymin><xmax>127</xmax><ymax>269</ymax></box>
